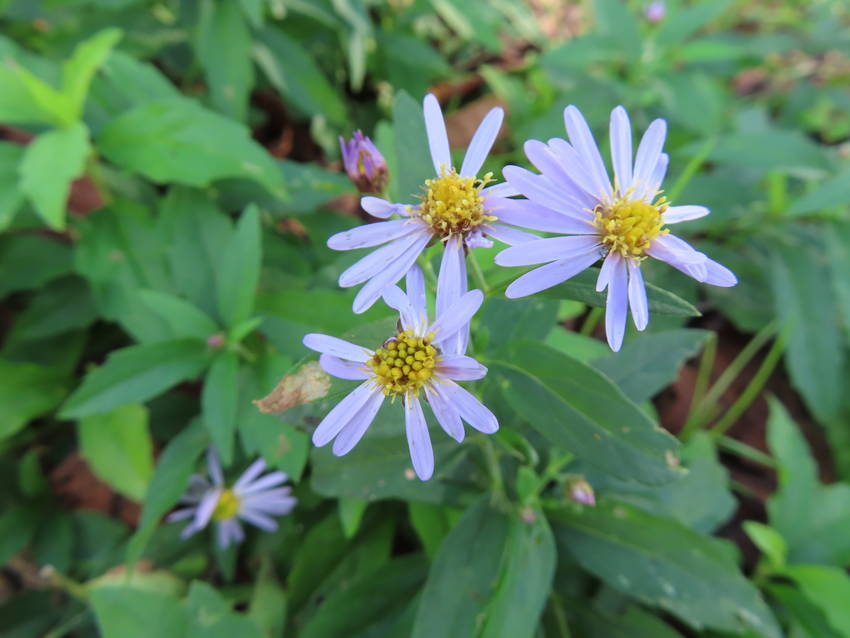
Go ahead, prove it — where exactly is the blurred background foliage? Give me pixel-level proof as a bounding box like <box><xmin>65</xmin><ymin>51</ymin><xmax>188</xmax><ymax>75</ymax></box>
<box><xmin>1</xmin><ymin>0</ymin><xmax>850</xmax><ymax>636</ymax></box>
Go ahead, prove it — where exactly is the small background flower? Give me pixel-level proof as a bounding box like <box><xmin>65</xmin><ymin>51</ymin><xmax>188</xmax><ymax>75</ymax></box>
<box><xmin>340</xmin><ymin>130</ymin><xmax>388</xmax><ymax>194</ymax></box>
<box><xmin>168</xmin><ymin>449</ymin><xmax>296</xmax><ymax>549</ymax></box>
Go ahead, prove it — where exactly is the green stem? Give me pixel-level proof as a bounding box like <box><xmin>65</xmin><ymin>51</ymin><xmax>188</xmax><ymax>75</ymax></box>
<box><xmin>766</xmin><ymin>171</ymin><xmax>787</xmax><ymax>219</ymax></box>
<box><xmin>681</xmin><ymin>321</ymin><xmax>777</xmax><ymax>440</ymax></box>
<box><xmin>687</xmin><ymin>331</ymin><xmax>717</xmax><ymax>422</ymax></box>
<box><xmin>710</xmin><ymin>329</ymin><xmax>787</xmax><ymax>438</ymax></box>
<box><xmin>667</xmin><ymin>137</ymin><xmax>716</xmax><ymax>202</ymax></box>
<box><xmin>420</xmin><ymin>256</ymin><xmax>438</xmax><ymax>290</ymax></box>
<box><xmin>579</xmin><ymin>307</ymin><xmax>603</xmax><ymax>337</ymax></box>
<box><xmin>481</xmin><ymin>436</ymin><xmax>507</xmax><ymax>505</ymax></box>
<box><xmin>468</xmin><ymin>253</ymin><xmax>489</xmax><ymax>294</ymax></box>
<box><xmin>717</xmin><ymin>435</ymin><xmax>778</xmax><ymax>468</ymax></box>
<box><xmin>549</xmin><ymin>592</ymin><xmax>573</xmax><ymax>638</ymax></box>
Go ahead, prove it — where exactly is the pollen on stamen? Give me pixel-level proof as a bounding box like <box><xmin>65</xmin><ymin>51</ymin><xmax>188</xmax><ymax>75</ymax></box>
<box><xmin>367</xmin><ymin>330</ymin><xmax>437</xmax><ymax>397</ymax></box>
<box><xmin>416</xmin><ymin>166</ymin><xmax>496</xmax><ymax>238</ymax></box>
<box><xmin>212</xmin><ymin>489</ymin><xmax>240</xmax><ymax>521</ymax></box>
<box><xmin>594</xmin><ymin>196</ymin><xmax>669</xmax><ymax>259</ymax></box>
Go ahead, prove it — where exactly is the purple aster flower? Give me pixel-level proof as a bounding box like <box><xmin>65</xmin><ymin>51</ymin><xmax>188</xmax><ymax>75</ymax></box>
<box><xmin>340</xmin><ymin>130</ymin><xmax>388</xmax><ymax>194</ymax></box>
<box><xmin>328</xmin><ymin>93</ymin><xmax>536</xmax><ymax>315</ymax></box>
<box><xmin>167</xmin><ymin>449</ymin><xmax>296</xmax><ymax>549</ymax></box>
<box><xmin>302</xmin><ymin>266</ymin><xmax>498</xmax><ymax>481</ymax></box>
<box><xmin>644</xmin><ymin>1</ymin><xmax>666</xmax><ymax>22</ymax></box>
<box><xmin>495</xmin><ymin>105</ymin><xmax>737</xmax><ymax>351</ymax></box>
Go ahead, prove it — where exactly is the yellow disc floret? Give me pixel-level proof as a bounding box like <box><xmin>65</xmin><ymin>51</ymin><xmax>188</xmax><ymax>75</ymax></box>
<box><xmin>418</xmin><ymin>167</ymin><xmax>496</xmax><ymax>237</ymax></box>
<box><xmin>212</xmin><ymin>488</ymin><xmax>240</xmax><ymax>521</ymax></box>
<box><xmin>367</xmin><ymin>330</ymin><xmax>437</xmax><ymax>397</ymax></box>
<box><xmin>594</xmin><ymin>197</ymin><xmax>669</xmax><ymax>259</ymax></box>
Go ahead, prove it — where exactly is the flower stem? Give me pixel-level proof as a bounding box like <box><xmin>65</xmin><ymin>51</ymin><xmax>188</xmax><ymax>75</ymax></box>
<box><xmin>667</xmin><ymin>136</ymin><xmax>716</xmax><ymax>203</ymax></box>
<box><xmin>579</xmin><ymin>307</ymin><xmax>603</xmax><ymax>336</ymax></box>
<box><xmin>480</xmin><ymin>436</ymin><xmax>507</xmax><ymax>505</ymax></box>
<box><xmin>469</xmin><ymin>253</ymin><xmax>489</xmax><ymax>294</ymax></box>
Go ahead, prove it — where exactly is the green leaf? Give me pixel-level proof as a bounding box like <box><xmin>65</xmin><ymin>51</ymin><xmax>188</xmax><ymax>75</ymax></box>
<box><xmin>60</xmin><ymin>339</ymin><xmax>210</xmax><ymax>418</ymax></box>
<box><xmin>0</xmin><ymin>506</ymin><xmax>38</xmax><ymax>566</ymax></box>
<box><xmin>127</xmin><ymin>420</ymin><xmax>208</xmax><ymax>563</ymax></box>
<box><xmin>202</xmin><ymin>352</ymin><xmax>240</xmax><ymax>464</ymax></box>
<box><xmin>784</xmin><ymin>565</ymin><xmax>850</xmax><ymax>636</ymax></box>
<box><xmin>411</xmin><ymin>499</ymin><xmax>509</xmax><ymax>638</ymax></box>
<box><xmin>707</xmin><ymin>129</ymin><xmax>831</xmax><ymax>177</ymax></box>
<box><xmin>536</xmin><ymin>268</ymin><xmax>700</xmax><ymax>317</ymax></box>
<box><xmin>186</xmin><ymin>580</ymin><xmax>264</xmax><ymax>638</ymax></box>
<box><xmin>766</xmin><ymin>397</ymin><xmax>850</xmax><ymax>565</ymax></box>
<box><xmin>770</xmin><ymin>232</ymin><xmax>845</xmax><ymax>424</ymax></box>
<box><xmin>96</xmin><ymin>98</ymin><xmax>286</xmax><ymax>198</ymax></box>
<box><xmin>592</xmin><ymin>0</ymin><xmax>640</xmax><ymax>58</ymax></box>
<box><xmin>743</xmin><ymin>521</ymin><xmax>787</xmax><ymax>569</ymax></box>
<box><xmin>0</xmin><ymin>358</ymin><xmax>69</xmax><ymax>440</ymax></box>
<box><xmin>0</xmin><ymin>61</ymin><xmax>71</xmax><ymax>127</ymax></box>
<box><xmin>5</xmin><ymin>277</ymin><xmax>96</xmax><ymax>345</ymax></box>
<box><xmin>195</xmin><ymin>0</ymin><xmax>252</xmax><ymax>121</ymax></box>
<box><xmin>766</xmin><ymin>582</ymin><xmax>841</xmax><ymax>638</ymax></box>
<box><xmin>492</xmin><ymin>341</ymin><xmax>680</xmax><ymax>485</ymax></box>
<box><xmin>0</xmin><ymin>142</ymin><xmax>25</xmax><ymax>229</ymax></box>
<box><xmin>248</xmin><ymin>560</ymin><xmax>287</xmax><ymax>638</ymax></box>
<box><xmin>254</xmin><ymin>29</ymin><xmax>346</xmax><ymax>125</ymax></box>
<box><xmin>137</xmin><ymin>290</ymin><xmax>220</xmax><ymax>341</ymax></box>
<box><xmin>301</xmin><ymin>556</ymin><xmax>427</xmax><ymax>638</ymax></box>
<box><xmin>338</xmin><ymin>498</ymin><xmax>367</xmax><ymax>539</ymax></box>
<box><xmin>90</xmin><ymin>587</ymin><xmax>187</xmax><ymax>638</ymax></box>
<box><xmin>656</xmin><ymin>0</ymin><xmax>733</xmax><ymax>47</ymax></box>
<box><xmin>0</xmin><ymin>234</ymin><xmax>72</xmax><ymax>297</ymax></box>
<box><xmin>592</xmin><ymin>330</ymin><xmax>710</xmax><ymax>403</ymax></box>
<box><xmin>61</xmin><ymin>28</ymin><xmax>122</xmax><ymax>119</ymax></box>
<box><xmin>550</xmin><ymin>501</ymin><xmax>781</xmax><ymax>637</ymax></box>
<box><xmin>826</xmin><ymin>219</ymin><xmax>850</xmax><ymax>336</ymax></box>
<box><xmin>790</xmin><ymin>167</ymin><xmax>850</xmax><ymax>216</ymax></box>
<box><xmin>408</xmin><ymin>502</ymin><xmax>452</xmax><ymax>559</ymax></box>
<box><xmin>78</xmin><ymin>403</ymin><xmax>154</xmax><ymax>502</ymax></box>
<box><xmin>217</xmin><ymin>205</ymin><xmax>261</xmax><ymax>328</ymax></box>
<box><xmin>480</xmin><ymin>515</ymin><xmax>556</xmax><ymax>638</ymax></box>
<box><xmin>392</xmin><ymin>90</ymin><xmax>433</xmax><ymax>203</ymax></box>
<box><xmin>18</xmin><ymin>122</ymin><xmax>91</xmax><ymax>229</ymax></box>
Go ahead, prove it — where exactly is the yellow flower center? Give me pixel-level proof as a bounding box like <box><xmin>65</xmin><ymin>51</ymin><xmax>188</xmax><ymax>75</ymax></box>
<box><xmin>366</xmin><ymin>330</ymin><xmax>437</xmax><ymax>397</ymax></box>
<box><xmin>417</xmin><ymin>167</ymin><xmax>496</xmax><ymax>237</ymax></box>
<box><xmin>212</xmin><ymin>488</ymin><xmax>240</xmax><ymax>521</ymax></box>
<box><xmin>594</xmin><ymin>197</ymin><xmax>669</xmax><ymax>259</ymax></box>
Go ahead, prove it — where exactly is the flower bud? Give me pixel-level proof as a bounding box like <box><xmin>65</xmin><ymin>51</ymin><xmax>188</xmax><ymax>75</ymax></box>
<box><xmin>340</xmin><ymin>131</ymin><xmax>388</xmax><ymax>194</ymax></box>
<box><xmin>644</xmin><ymin>1</ymin><xmax>666</xmax><ymax>22</ymax></box>
<box><xmin>566</xmin><ymin>477</ymin><xmax>596</xmax><ymax>506</ymax></box>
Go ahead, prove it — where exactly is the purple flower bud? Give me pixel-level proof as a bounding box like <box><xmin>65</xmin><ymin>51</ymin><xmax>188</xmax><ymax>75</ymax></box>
<box><xmin>645</xmin><ymin>1</ymin><xmax>666</xmax><ymax>22</ymax></box>
<box><xmin>339</xmin><ymin>131</ymin><xmax>388</xmax><ymax>194</ymax></box>
<box><xmin>567</xmin><ymin>477</ymin><xmax>596</xmax><ymax>506</ymax></box>
<box><xmin>206</xmin><ymin>333</ymin><xmax>225</xmax><ymax>349</ymax></box>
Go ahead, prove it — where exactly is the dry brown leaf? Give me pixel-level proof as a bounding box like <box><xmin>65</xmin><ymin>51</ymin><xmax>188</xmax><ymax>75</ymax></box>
<box><xmin>254</xmin><ymin>361</ymin><xmax>331</xmax><ymax>414</ymax></box>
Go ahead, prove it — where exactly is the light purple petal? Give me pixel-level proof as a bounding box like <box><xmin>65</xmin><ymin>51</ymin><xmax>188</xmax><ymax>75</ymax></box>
<box><xmin>437</xmin><ymin>355</ymin><xmax>487</xmax><ymax>381</ymax></box>
<box><xmin>339</xmin><ymin>229</ymin><xmax>428</xmax><ymax>288</ymax></box>
<box><xmin>246</xmin><ymin>496</ymin><xmax>296</xmax><ymax>516</ymax></box>
<box><xmin>382</xmin><ymin>285</ymin><xmax>420</xmax><ymax>334</ymax></box>
<box><xmin>493</xmin><ymin>198</ymin><xmax>596</xmax><ymax>235</ymax></box>
<box><xmin>430</xmin><ymin>289</ymin><xmax>484</xmax><ymax>345</ymax></box>
<box><xmin>319</xmin><ymin>353</ymin><xmax>370</xmax><ymax>380</ymax></box>
<box><xmin>609</xmin><ymin>106</ymin><xmax>633</xmax><ymax>195</ymax></box>
<box><xmin>167</xmin><ymin>507</ymin><xmax>196</xmax><ymax>523</ymax></box>
<box><xmin>495</xmin><ymin>235</ymin><xmax>601</xmax><ymax>267</ymax></box>
<box><xmin>328</xmin><ymin>220</ymin><xmax>418</xmax><ymax>251</ymax></box>
<box><xmin>425</xmin><ymin>384</ymin><xmax>464</xmax><ymax>443</ymax></box>
<box><xmin>206</xmin><ymin>448</ymin><xmax>224</xmax><ymax>486</ymax></box>
<box><xmin>502</xmin><ymin>165</ymin><xmax>585</xmax><ymax>214</ymax></box>
<box><xmin>547</xmin><ymin>137</ymin><xmax>602</xmax><ymax>203</ymax></box>
<box><xmin>180</xmin><ymin>521</ymin><xmax>203</xmax><ymax>540</ymax></box>
<box><xmin>423</xmin><ymin>93</ymin><xmax>451</xmax><ymax>173</ymax></box>
<box><xmin>216</xmin><ymin>519</ymin><xmax>243</xmax><ymax>549</ymax></box>
<box><xmin>646</xmin><ymin>233</ymin><xmax>705</xmax><ymax>265</ymax></box>
<box><xmin>522</xmin><ymin>140</ymin><xmax>590</xmax><ymax>207</ymax></box>
<box><xmin>605</xmin><ymin>254</ymin><xmax>629</xmax><ymax>352</ymax></box>
<box><xmin>361</xmin><ymin>196</ymin><xmax>402</xmax><ymax>219</ymax></box>
<box><xmin>638</xmin><ymin>152</ymin><xmax>669</xmax><ymax>202</ymax></box>
<box><xmin>193</xmin><ymin>488</ymin><xmax>221</xmax><ymax>530</ymax></box>
<box><xmin>563</xmin><ymin>105</ymin><xmax>612</xmax><ymax>200</ymax></box>
<box><xmin>627</xmin><ymin>260</ymin><xmax>649</xmax><ymax>331</ymax></box>
<box><xmin>352</xmin><ymin>231</ymin><xmax>432</xmax><ymax>314</ymax></box>
<box><xmin>701</xmin><ymin>258</ymin><xmax>738</xmax><ymax>287</ymax></box>
<box><xmin>461</xmin><ymin>106</ymin><xmax>503</xmax><ymax>177</ymax></box>
<box><xmin>332</xmin><ymin>386</ymin><xmax>385</xmax><ymax>456</ymax></box>
<box><xmin>237</xmin><ymin>471</ymin><xmax>288</xmax><ymax>496</ymax></box>
<box><xmin>663</xmin><ymin>205</ymin><xmax>710</xmax><ymax>224</ymax></box>
<box><xmin>239</xmin><ymin>507</ymin><xmax>279</xmax><ymax>532</ymax></box>
<box><xmin>482</xmin><ymin>223</ymin><xmax>539</xmax><ymax>246</ymax></box>
<box><xmin>406</xmin><ymin>265</ymin><xmax>427</xmax><ymax>320</ymax></box>
<box><xmin>312</xmin><ymin>382</ymin><xmax>380</xmax><ymax>447</ymax></box>
<box><xmin>233</xmin><ymin>458</ymin><xmax>267</xmax><ymax>491</ymax></box>
<box><xmin>482</xmin><ymin>182</ymin><xmax>520</xmax><ymax>197</ymax></box>
<box><xmin>632</xmin><ymin>119</ymin><xmax>667</xmax><ymax>198</ymax></box>
<box><xmin>436</xmin><ymin>236</ymin><xmax>468</xmax><ymax>355</ymax></box>
<box><xmin>447</xmin><ymin>382</ymin><xmax>498</xmax><ymax>434</ymax></box>
<box><xmin>405</xmin><ymin>396</ymin><xmax>434</xmax><ymax>480</ymax></box>
<box><xmin>596</xmin><ymin>250</ymin><xmax>618</xmax><ymax>292</ymax></box>
<box><xmin>303</xmin><ymin>333</ymin><xmax>371</xmax><ymax>362</ymax></box>
<box><xmin>505</xmin><ymin>250</ymin><xmax>601</xmax><ymax>298</ymax></box>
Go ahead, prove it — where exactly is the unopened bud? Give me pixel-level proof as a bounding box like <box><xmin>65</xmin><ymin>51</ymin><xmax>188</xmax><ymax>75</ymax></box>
<box><xmin>340</xmin><ymin>131</ymin><xmax>388</xmax><ymax>194</ymax></box>
<box><xmin>644</xmin><ymin>1</ymin><xmax>665</xmax><ymax>22</ymax></box>
<box><xmin>206</xmin><ymin>333</ymin><xmax>225</xmax><ymax>349</ymax></box>
<box><xmin>567</xmin><ymin>477</ymin><xmax>596</xmax><ymax>506</ymax></box>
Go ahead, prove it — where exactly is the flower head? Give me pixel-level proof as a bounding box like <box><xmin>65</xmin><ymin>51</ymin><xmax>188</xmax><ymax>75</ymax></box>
<box><xmin>328</xmin><ymin>93</ymin><xmax>536</xmax><ymax>315</ymax></box>
<box><xmin>340</xmin><ymin>130</ymin><xmax>388</xmax><ymax>194</ymax></box>
<box><xmin>645</xmin><ymin>1</ymin><xmax>666</xmax><ymax>22</ymax></box>
<box><xmin>167</xmin><ymin>449</ymin><xmax>296</xmax><ymax>549</ymax></box>
<box><xmin>302</xmin><ymin>266</ymin><xmax>498</xmax><ymax>480</ymax></box>
<box><xmin>495</xmin><ymin>105</ymin><xmax>737</xmax><ymax>351</ymax></box>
